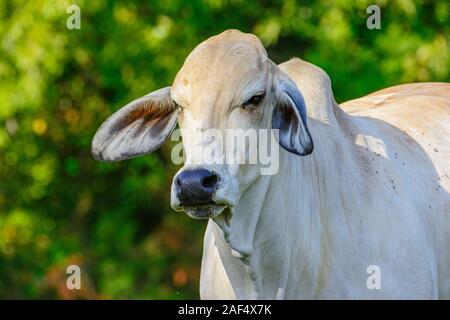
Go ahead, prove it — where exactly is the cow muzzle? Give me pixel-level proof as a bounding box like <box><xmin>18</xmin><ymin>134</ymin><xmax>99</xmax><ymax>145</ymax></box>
<box><xmin>170</xmin><ymin>165</ymin><xmax>239</xmax><ymax>219</ymax></box>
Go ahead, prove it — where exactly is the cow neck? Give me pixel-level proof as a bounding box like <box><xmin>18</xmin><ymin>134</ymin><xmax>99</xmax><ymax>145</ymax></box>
<box><xmin>212</xmin><ymin>104</ymin><xmax>354</xmax><ymax>298</ymax></box>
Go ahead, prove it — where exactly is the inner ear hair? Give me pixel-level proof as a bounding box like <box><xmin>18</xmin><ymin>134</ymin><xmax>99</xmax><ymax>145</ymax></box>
<box><xmin>111</xmin><ymin>92</ymin><xmax>177</xmax><ymax>133</ymax></box>
<box><xmin>92</xmin><ymin>86</ymin><xmax>179</xmax><ymax>162</ymax></box>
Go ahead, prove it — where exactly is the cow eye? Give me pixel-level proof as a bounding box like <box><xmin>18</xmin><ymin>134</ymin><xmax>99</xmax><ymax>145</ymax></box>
<box><xmin>242</xmin><ymin>92</ymin><xmax>265</xmax><ymax>108</ymax></box>
<box><xmin>173</xmin><ymin>100</ymin><xmax>182</xmax><ymax>109</ymax></box>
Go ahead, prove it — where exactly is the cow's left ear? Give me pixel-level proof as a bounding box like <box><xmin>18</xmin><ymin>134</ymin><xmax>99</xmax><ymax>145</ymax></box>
<box><xmin>272</xmin><ymin>78</ymin><xmax>314</xmax><ymax>156</ymax></box>
<box><xmin>92</xmin><ymin>86</ymin><xmax>179</xmax><ymax>162</ymax></box>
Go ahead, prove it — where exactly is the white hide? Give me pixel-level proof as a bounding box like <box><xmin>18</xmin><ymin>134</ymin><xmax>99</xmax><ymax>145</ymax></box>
<box><xmin>199</xmin><ymin>59</ymin><xmax>450</xmax><ymax>299</ymax></box>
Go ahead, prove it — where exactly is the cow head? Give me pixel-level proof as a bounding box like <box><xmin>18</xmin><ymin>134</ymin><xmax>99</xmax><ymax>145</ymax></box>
<box><xmin>92</xmin><ymin>30</ymin><xmax>313</xmax><ymax>219</ymax></box>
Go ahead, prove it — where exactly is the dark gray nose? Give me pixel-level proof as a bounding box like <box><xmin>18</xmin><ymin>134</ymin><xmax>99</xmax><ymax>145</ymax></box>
<box><xmin>175</xmin><ymin>169</ymin><xmax>219</xmax><ymax>206</ymax></box>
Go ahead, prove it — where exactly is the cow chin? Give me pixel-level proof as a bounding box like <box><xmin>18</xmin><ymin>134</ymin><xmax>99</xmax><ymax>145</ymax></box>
<box><xmin>184</xmin><ymin>205</ymin><xmax>227</xmax><ymax>219</ymax></box>
<box><xmin>171</xmin><ymin>195</ymin><xmax>236</xmax><ymax>219</ymax></box>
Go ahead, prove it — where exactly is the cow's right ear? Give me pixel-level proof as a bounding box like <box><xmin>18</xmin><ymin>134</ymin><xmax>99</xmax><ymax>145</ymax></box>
<box><xmin>91</xmin><ymin>86</ymin><xmax>179</xmax><ymax>162</ymax></box>
<box><xmin>272</xmin><ymin>78</ymin><xmax>313</xmax><ymax>156</ymax></box>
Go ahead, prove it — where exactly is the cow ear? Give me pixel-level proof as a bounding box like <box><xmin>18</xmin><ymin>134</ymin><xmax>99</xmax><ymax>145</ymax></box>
<box><xmin>92</xmin><ymin>87</ymin><xmax>179</xmax><ymax>162</ymax></box>
<box><xmin>272</xmin><ymin>80</ymin><xmax>313</xmax><ymax>156</ymax></box>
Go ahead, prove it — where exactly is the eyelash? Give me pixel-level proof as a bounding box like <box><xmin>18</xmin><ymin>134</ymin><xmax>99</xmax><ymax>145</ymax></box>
<box><xmin>242</xmin><ymin>93</ymin><xmax>265</xmax><ymax>109</ymax></box>
<box><xmin>174</xmin><ymin>94</ymin><xmax>265</xmax><ymax>110</ymax></box>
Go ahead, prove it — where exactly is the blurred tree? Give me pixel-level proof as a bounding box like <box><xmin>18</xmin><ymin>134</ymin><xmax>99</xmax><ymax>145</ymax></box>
<box><xmin>0</xmin><ymin>0</ymin><xmax>448</xmax><ymax>299</ymax></box>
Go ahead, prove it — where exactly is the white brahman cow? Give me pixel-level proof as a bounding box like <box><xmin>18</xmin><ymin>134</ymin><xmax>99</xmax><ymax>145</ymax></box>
<box><xmin>92</xmin><ymin>30</ymin><xmax>450</xmax><ymax>299</ymax></box>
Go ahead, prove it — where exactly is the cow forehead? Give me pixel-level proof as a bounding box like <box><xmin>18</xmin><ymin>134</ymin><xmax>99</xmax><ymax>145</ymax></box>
<box><xmin>171</xmin><ymin>30</ymin><xmax>269</xmax><ymax>113</ymax></box>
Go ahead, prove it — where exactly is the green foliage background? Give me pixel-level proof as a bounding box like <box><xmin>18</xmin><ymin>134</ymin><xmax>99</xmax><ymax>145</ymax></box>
<box><xmin>0</xmin><ymin>0</ymin><xmax>448</xmax><ymax>299</ymax></box>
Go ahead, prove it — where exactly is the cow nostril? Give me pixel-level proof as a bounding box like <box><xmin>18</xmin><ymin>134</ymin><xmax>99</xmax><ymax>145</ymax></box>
<box><xmin>176</xmin><ymin>169</ymin><xmax>219</xmax><ymax>206</ymax></box>
<box><xmin>202</xmin><ymin>173</ymin><xmax>218</xmax><ymax>189</ymax></box>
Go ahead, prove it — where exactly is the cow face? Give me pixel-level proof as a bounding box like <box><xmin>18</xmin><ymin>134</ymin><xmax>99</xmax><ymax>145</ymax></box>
<box><xmin>91</xmin><ymin>30</ymin><xmax>313</xmax><ymax>219</ymax></box>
